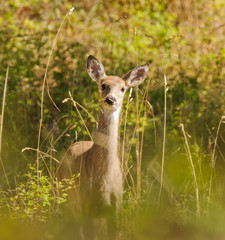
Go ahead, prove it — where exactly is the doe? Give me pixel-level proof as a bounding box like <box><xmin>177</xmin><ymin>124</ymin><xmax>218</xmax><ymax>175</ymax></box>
<box><xmin>57</xmin><ymin>55</ymin><xmax>149</xmax><ymax>239</ymax></box>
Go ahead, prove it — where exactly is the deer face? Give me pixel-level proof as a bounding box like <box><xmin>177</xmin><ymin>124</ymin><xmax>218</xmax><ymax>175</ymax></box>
<box><xmin>87</xmin><ymin>55</ymin><xmax>149</xmax><ymax>112</ymax></box>
<box><xmin>99</xmin><ymin>76</ymin><xmax>127</xmax><ymax>111</ymax></box>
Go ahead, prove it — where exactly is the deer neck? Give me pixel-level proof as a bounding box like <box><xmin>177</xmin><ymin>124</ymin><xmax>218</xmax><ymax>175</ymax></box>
<box><xmin>93</xmin><ymin>107</ymin><xmax>120</xmax><ymax>156</ymax></box>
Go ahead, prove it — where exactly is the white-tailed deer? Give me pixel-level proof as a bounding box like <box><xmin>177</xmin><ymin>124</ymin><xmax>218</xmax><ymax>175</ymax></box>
<box><xmin>57</xmin><ymin>55</ymin><xmax>149</xmax><ymax>239</ymax></box>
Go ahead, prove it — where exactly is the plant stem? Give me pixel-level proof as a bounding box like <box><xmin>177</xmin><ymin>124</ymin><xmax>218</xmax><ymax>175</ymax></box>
<box><xmin>68</xmin><ymin>91</ymin><xmax>93</xmax><ymax>141</ymax></box>
<box><xmin>36</xmin><ymin>7</ymin><xmax>74</xmax><ymax>182</ymax></box>
<box><xmin>133</xmin><ymin>27</ymin><xmax>141</xmax><ymax>197</ymax></box>
<box><xmin>0</xmin><ymin>65</ymin><xmax>10</xmax><ymax>189</ymax></box>
<box><xmin>208</xmin><ymin>116</ymin><xmax>225</xmax><ymax>202</ymax></box>
<box><xmin>158</xmin><ymin>74</ymin><xmax>167</xmax><ymax>206</ymax></box>
<box><xmin>179</xmin><ymin>123</ymin><xmax>200</xmax><ymax>218</ymax></box>
<box><xmin>122</xmin><ymin>88</ymin><xmax>132</xmax><ymax>183</ymax></box>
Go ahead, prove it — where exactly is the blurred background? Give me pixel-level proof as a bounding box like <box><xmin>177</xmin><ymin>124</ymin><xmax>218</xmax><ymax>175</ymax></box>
<box><xmin>0</xmin><ymin>0</ymin><xmax>225</xmax><ymax>239</ymax></box>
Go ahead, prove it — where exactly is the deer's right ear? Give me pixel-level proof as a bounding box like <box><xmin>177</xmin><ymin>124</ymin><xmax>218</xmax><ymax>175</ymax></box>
<box><xmin>87</xmin><ymin>55</ymin><xmax>106</xmax><ymax>82</ymax></box>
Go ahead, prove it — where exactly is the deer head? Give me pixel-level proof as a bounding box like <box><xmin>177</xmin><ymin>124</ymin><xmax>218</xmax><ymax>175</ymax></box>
<box><xmin>87</xmin><ymin>55</ymin><xmax>149</xmax><ymax>112</ymax></box>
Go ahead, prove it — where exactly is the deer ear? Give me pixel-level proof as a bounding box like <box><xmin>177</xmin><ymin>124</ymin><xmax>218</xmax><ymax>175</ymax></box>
<box><xmin>87</xmin><ymin>55</ymin><xmax>106</xmax><ymax>82</ymax></box>
<box><xmin>123</xmin><ymin>64</ymin><xmax>149</xmax><ymax>87</ymax></box>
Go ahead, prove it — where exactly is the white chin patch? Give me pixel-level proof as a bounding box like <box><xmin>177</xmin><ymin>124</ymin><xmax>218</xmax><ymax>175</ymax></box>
<box><xmin>103</xmin><ymin>106</ymin><xmax>121</xmax><ymax>121</ymax></box>
<box><xmin>103</xmin><ymin>102</ymin><xmax>117</xmax><ymax>110</ymax></box>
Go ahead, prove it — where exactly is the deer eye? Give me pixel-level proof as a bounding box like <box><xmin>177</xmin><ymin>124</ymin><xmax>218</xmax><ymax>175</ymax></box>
<box><xmin>101</xmin><ymin>84</ymin><xmax>106</xmax><ymax>91</ymax></box>
<box><xmin>121</xmin><ymin>87</ymin><xmax>125</xmax><ymax>92</ymax></box>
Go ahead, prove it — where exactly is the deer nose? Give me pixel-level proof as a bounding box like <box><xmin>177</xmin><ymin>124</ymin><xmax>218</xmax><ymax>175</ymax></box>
<box><xmin>105</xmin><ymin>96</ymin><xmax>116</xmax><ymax>105</ymax></box>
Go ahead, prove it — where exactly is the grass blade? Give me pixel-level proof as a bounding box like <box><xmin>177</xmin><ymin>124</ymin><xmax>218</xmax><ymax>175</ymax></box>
<box><xmin>0</xmin><ymin>64</ymin><xmax>10</xmax><ymax>189</ymax></box>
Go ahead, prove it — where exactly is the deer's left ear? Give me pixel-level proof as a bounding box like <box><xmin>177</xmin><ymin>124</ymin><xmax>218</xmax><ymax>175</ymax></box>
<box><xmin>123</xmin><ymin>64</ymin><xmax>149</xmax><ymax>87</ymax></box>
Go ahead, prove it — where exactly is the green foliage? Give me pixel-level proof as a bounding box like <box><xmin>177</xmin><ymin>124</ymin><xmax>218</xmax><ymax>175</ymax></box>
<box><xmin>0</xmin><ymin>0</ymin><xmax>225</xmax><ymax>239</ymax></box>
<box><xmin>0</xmin><ymin>165</ymin><xmax>77</xmax><ymax>222</ymax></box>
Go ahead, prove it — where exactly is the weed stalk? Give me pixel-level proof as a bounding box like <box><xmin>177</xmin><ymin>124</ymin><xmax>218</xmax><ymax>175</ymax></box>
<box><xmin>208</xmin><ymin>115</ymin><xmax>225</xmax><ymax>202</ymax></box>
<box><xmin>158</xmin><ymin>74</ymin><xmax>167</xmax><ymax>206</ymax></box>
<box><xmin>133</xmin><ymin>27</ymin><xmax>141</xmax><ymax>197</ymax></box>
<box><xmin>36</xmin><ymin>7</ymin><xmax>74</xmax><ymax>182</ymax></box>
<box><xmin>0</xmin><ymin>65</ymin><xmax>10</xmax><ymax>189</ymax></box>
<box><xmin>179</xmin><ymin>123</ymin><xmax>200</xmax><ymax>218</ymax></box>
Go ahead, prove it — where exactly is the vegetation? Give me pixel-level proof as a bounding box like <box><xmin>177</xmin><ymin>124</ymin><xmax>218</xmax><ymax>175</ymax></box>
<box><xmin>0</xmin><ymin>0</ymin><xmax>224</xmax><ymax>239</ymax></box>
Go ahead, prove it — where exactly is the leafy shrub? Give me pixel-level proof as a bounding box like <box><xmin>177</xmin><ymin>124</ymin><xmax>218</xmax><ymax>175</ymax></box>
<box><xmin>0</xmin><ymin>165</ymin><xmax>77</xmax><ymax>222</ymax></box>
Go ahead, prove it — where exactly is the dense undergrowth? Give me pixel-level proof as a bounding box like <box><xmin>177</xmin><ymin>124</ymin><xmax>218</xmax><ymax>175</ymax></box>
<box><xmin>0</xmin><ymin>0</ymin><xmax>225</xmax><ymax>239</ymax></box>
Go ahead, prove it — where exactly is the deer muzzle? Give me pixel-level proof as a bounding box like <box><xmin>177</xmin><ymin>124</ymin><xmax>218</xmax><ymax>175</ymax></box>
<box><xmin>105</xmin><ymin>96</ymin><xmax>116</xmax><ymax>105</ymax></box>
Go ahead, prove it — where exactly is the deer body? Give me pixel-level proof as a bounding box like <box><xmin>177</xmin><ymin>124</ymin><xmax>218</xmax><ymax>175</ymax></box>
<box><xmin>57</xmin><ymin>56</ymin><xmax>149</xmax><ymax>238</ymax></box>
<box><xmin>60</xmin><ymin>111</ymin><xmax>122</xmax><ymax>215</ymax></box>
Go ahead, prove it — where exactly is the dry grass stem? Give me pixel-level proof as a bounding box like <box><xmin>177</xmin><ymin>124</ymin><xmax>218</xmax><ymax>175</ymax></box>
<box><xmin>123</xmin><ymin>75</ymin><xmax>151</xmax><ymax>192</ymax></box>
<box><xmin>63</xmin><ymin>97</ymin><xmax>97</xmax><ymax>125</ymax></box>
<box><xmin>67</xmin><ymin>91</ymin><xmax>93</xmax><ymax>141</ymax></box>
<box><xmin>179</xmin><ymin>123</ymin><xmax>200</xmax><ymax>218</ymax></box>
<box><xmin>121</xmin><ymin>88</ymin><xmax>132</xmax><ymax>181</ymax></box>
<box><xmin>212</xmin><ymin>116</ymin><xmax>225</xmax><ymax>167</ymax></box>
<box><xmin>208</xmin><ymin>116</ymin><xmax>225</xmax><ymax>203</ymax></box>
<box><xmin>36</xmin><ymin>7</ymin><xmax>74</xmax><ymax>180</ymax></box>
<box><xmin>158</xmin><ymin>74</ymin><xmax>167</xmax><ymax>206</ymax></box>
<box><xmin>145</xmin><ymin>100</ymin><xmax>157</xmax><ymax>143</ymax></box>
<box><xmin>0</xmin><ymin>64</ymin><xmax>10</xmax><ymax>189</ymax></box>
<box><xmin>22</xmin><ymin>147</ymin><xmax>60</xmax><ymax>164</ymax></box>
<box><xmin>133</xmin><ymin>26</ymin><xmax>141</xmax><ymax>196</ymax></box>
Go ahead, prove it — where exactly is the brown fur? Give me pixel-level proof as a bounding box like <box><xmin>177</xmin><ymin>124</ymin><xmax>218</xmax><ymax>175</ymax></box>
<box><xmin>57</xmin><ymin>55</ymin><xmax>149</xmax><ymax>239</ymax></box>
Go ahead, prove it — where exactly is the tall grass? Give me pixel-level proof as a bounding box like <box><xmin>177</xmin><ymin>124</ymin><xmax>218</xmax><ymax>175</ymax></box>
<box><xmin>179</xmin><ymin>123</ymin><xmax>200</xmax><ymax>218</ymax></box>
<box><xmin>0</xmin><ymin>65</ymin><xmax>10</xmax><ymax>189</ymax></box>
<box><xmin>0</xmin><ymin>1</ymin><xmax>225</xmax><ymax>239</ymax></box>
<box><xmin>158</xmin><ymin>74</ymin><xmax>167</xmax><ymax>206</ymax></box>
<box><xmin>1</xmin><ymin>67</ymin><xmax>225</xmax><ymax>240</ymax></box>
<box><xmin>208</xmin><ymin>115</ymin><xmax>225</xmax><ymax>203</ymax></box>
<box><xmin>133</xmin><ymin>26</ymin><xmax>142</xmax><ymax>197</ymax></box>
<box><xmin>36</xmin><ymin>7</ymin><xmax>74</xmax><ymax>182</ymax></box>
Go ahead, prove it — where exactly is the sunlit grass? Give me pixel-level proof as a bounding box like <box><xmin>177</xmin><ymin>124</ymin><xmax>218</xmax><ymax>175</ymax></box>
<box><xmin>0</xmin><ymin>0</ymin><xmax>225</xmax><ymax>239</ymax></box>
